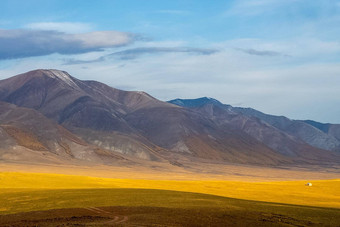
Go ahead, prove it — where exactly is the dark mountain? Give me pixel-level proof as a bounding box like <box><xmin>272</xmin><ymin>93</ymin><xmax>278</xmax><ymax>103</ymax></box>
<box><xmin>303</xmin><ymin>120</ymin><xmax>331</xmax><ymax>133</ymax></box>
<box><xmin>170</xmin><ymin>97</ymin><xmax>226</xmax><ymax>108</ymax></box>
<box><xmin>304</xmin><ymin>120</ymin><xmax>340</xmax><ymax>141</ymax></box>
<box><xmin>0</xmin><ymin>69</ymin><xmax>339</xmax><ymax>166</ymax></box>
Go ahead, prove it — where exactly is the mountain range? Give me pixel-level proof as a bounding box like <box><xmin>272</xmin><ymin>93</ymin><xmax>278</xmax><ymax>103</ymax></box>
<box><xmin>0</xmin><ymin>69</ymin><xmax>339</xmax><ymax>167</ymax></box>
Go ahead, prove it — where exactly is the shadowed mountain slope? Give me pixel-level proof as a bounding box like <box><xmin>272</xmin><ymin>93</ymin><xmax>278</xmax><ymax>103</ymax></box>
<box><xmin>304</xmin><ymin>120</ymin><xmax>340</xmax><ymax>142</ymax></box>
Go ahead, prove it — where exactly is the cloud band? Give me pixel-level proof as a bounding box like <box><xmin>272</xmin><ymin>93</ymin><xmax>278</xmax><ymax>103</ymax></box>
<box><xmin>0</xmin><ymin>29</ymin><xmax>135</xmax><ymax>60</ymax></box>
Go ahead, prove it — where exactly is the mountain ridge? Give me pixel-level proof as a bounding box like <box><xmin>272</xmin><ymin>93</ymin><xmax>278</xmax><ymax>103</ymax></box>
<box><xmin>169</xmin><ymin>97</ymin><xmax>340</xmax><ymax>153</ymax></box>
<box><xmin>0</xmin><ymin>69</ymin><xmax>339</xmax><ymax>167</ymax></box>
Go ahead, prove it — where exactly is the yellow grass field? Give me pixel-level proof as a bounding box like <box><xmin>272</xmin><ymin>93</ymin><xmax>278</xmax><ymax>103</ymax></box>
<box><xmin>1</xmin><ymin>171</ymin><xmax>339</xmax><ymax>211</ymax></box>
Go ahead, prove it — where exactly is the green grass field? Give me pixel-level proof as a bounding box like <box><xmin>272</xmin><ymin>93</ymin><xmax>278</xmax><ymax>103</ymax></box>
<box><xmin>1</xmin><ymin>188</ymin><xmax>340</xmax><ymax>226</ymax></box>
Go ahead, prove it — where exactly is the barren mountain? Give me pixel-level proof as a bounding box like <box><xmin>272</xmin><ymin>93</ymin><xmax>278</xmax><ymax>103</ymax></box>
<box><xmin>0</xmin><ymin>69</ymin><xmax>168</xmax><ymax>161</ymax></box>
<box><xmin>233</xmin><ymin>107</ymin><xmax>340</xmax><ymax>152</ymax></box>
<box><xmin>168</xmin><ymin>98</ymin><xmax>340</xmax><ymax>165</ymax></box>
<box><xmin>304</xmin><ymin>120</ymin><xmax>340</xmax><ymax>142</ymax></box>
<box><xmin>0</xmin><ymin>101</ymin><xmax>130</xmax><ymax>164</ymax></box>
<box><xmin>124</xmin><ymin>105</ymin><xmax>290</xmax><ymax>165</ymax></box>
<box><xmin>0</xmin><ymin>69</ymin><xmax>339</xmax><ymax>166</ymax></box>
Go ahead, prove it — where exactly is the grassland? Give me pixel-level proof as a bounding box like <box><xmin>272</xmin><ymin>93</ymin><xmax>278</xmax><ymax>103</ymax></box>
<box><xmin>0</xmin><ymin>171</ymin><xmax>339</xmax><ymax>226</ymax></box>
<box><xmin>1</xmin><ymin>172</ymin><xmax>339</xmax><ymax>209</ymax></box>
<box><xmin>1</xmin><ymin>188</ymin><xmax>340</xmax><ymax>226</ymax></box>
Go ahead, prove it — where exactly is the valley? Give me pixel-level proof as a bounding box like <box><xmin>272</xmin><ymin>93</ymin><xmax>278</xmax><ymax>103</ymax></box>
<box><xmin>2</xmin><ymin>1</ymin><xmax>340</xmax><ymax>225</ymax></box>
<box><xmin>0</xmin><ymin>69</ymin><xmax>339</xmax><ymax>226</ymax></box>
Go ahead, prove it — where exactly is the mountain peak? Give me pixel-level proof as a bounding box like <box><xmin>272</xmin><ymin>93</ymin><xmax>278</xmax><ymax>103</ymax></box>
<box><xmin>20</xmin><ymin>69</ymin><xmax>81</xmax><ymax>90</ymax></box>
<box><xmin>168</xmin><ymin>97</ymin><xmax>223</xmax><ymax>108</ymax></box>
<box><xmin>41</xmin><ymin>69</ymin><xmax>78</xmax><ymax>86</ymax></box>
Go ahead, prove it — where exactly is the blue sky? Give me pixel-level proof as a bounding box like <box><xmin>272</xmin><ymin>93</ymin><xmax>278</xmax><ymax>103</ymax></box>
<box><xmin>1</xmin><ymin>0</ymin><xmax>340</xmax><ymax>123</ymax></box>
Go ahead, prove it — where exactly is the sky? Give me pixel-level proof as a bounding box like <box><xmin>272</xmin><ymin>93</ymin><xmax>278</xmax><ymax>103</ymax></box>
<box><xmin>0</xmin><ymin>0</ymin><xmax>340</xmax><ymax>123</ymax></box>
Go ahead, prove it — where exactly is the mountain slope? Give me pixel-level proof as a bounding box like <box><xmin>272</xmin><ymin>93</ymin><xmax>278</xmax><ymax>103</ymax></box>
<box><xmin>0</xmin><ymin>101</ymin><xmax>120</xmax><ymax>164</ymax></box>
<box><xmin>304</xmin><ymin>120</ymin><xmax>340</xmax><ymax>141</ymax></box>
<box><xmin>0</xmin><ymin>69</ymin><xmax>283</xmax><ymax>165</ymax></box>
<box><xmin>233</xmin><ymin>107</ymin><xmax>340</xmax><ymax>152</ymax></box>
<box><xmin>0</xmin><ymin>70</ymin><xmax>169</xmax><ymax>161</ymax></box>
<box><xmin>124</xmin><ymin>105</ymin><xmax>289</xmax><ymax>165</ymax></box>
<box><xmin>1</xmin><ymin>69</ymin><xmax>339</xmax><ymax>166</ymax></box>
<box><xmin>168</xmin><ymin>98</ymin><xmax>340</xmax><ymax>164</ymax></box>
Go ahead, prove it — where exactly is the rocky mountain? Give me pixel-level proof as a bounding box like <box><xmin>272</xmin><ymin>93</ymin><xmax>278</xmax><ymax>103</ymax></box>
<box><xmin>124</xmin><ymin>104</ymin><xmax>289</xmax><ymax>165</ymax></box>
<box><xmin>0</xmin><ymin>69</ymin><xmax>168</xmax><ymax>161</ymax></box>
<box><xmin>0</xmin><ymin>69</ymin><xmax>339</xmax><ymax>166</ymax></box>
<box><xmin>232</xmin><ymin>107</ymin><xmax>340</xmax><ymax>152</ymax></box>
<box><xmin>169</xmin><ymin>98</ymin><xmax>340</xmax><ymax>158</ymax></box>
<box><xmin>0</xmin><ymin>101</ymin><xmax>130</xmax><ymax>164</ymax></box>
<box><xmin>303</xmin><ymin>120</ymin><xmax>340</xmax><ymax>142</ymax></box>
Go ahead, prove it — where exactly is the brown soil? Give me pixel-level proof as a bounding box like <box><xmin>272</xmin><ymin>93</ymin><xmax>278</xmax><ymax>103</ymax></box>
<box><xmin>0</xmin><ymin>206</ymin><xmax>327</xmax><ymax>227</ymax></box>
<box><xmin>1</xmin><ymin>125</ymin><xmax>48</xmax><ymax>151</ymax></box>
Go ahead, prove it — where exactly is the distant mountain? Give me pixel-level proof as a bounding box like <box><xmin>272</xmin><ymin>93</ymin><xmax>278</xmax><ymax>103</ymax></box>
<box><xmin>232</xmin><ymin>107</ymin><xmax>340</xmax><ymax>152</ymax></box>
<box><xmin>169</xmin><ymin>98</ymin><xmax>340</xmax><ymax>164</ymax></box>
<box><xmin>0</xmin><ymin>69</ymin><xmax>339</xmax><ymax>166</ymax></box>
<box><xmin>303</xmin><ymin>120</ymin><xmax>340</xmax><ymax>142</ymax></box>
<box><xmin>169</xmin><ymin>97</ymin><xmax>226</xmax><ymax>108</ymax></box>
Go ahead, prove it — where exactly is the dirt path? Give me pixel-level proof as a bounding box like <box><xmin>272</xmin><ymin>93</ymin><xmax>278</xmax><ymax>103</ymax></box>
<box><xmin>84</xmin><ymin>207</ymin><xmax>129</xmax><ymax>225</ymax></box>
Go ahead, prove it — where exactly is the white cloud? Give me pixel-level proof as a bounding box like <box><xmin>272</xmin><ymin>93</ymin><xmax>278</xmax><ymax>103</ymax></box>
<box><xmin>72</xmin><ymin>31</ymin><xmax>133</xmax><ymax>48</ymax></box>
<box><xmin>0</xmin><ymin>29</ymin><xmax>135</xmax><ymax>59</ymax></box>
<box><xmin>24</xmin><ymin>22</ymin><xmax>93</xmax><ymax>33</ymax></box>
<box><xmin>219</xmin><ymin>38</ymin><xmax>340</xmax><ymax>61</ymax></box>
